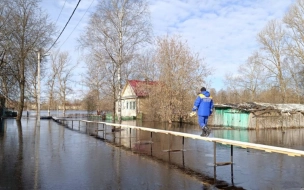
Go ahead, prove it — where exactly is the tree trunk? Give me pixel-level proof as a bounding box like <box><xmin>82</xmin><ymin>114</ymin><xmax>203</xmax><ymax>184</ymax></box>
<box><xmin>17</xmin><ymin>63</ymin><xmax>25</xmax><ymax>121</ymax></box>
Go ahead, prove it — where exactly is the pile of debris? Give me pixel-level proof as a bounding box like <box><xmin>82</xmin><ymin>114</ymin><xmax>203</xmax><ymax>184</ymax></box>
<box><xmin>215</xmin><ymin>102</ymin><xmax>304</xmax><ymax>114</ymax></box>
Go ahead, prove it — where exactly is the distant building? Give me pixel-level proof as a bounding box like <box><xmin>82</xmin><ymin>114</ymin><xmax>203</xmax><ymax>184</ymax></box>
<box><xmin>117</xmin><ymin>80</ymin><xmax>158</xmax><ymax>120</ymax></box>
<box><xmin>213</xmin><ymin>102</ymin><xmax>304</xmax><ymax>129</ymax></box>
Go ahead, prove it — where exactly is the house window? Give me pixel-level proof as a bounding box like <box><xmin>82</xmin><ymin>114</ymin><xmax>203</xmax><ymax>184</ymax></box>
<box><xmin>133</xmin><ymin>102</ymin><xmax>136</xmax><ymax>109</ymax></box>
<box><xmin>127</xmin><ymin>102</ymin><xmax>128</xmax><ymax>109</ymax></box>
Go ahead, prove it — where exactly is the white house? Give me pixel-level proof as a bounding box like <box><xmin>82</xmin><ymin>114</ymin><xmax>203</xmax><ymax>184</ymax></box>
<box><xmin>118</xmin><ymin>80</ymin><xmax>157</xmax><ymax>119</ymax></box>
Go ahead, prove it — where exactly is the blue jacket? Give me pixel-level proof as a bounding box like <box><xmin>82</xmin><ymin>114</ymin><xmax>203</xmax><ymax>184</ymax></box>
<box><xmin>192</xmin><ymin>91</ymin><xmax>213</xmax><ymax>116</ymax></box>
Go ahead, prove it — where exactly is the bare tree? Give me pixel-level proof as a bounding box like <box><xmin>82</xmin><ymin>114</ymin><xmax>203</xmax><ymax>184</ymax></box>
<box><xmin>57</xmin><ymin>52</ymin><xmax>76</xmax><ymax>116</ymax></box>
<box><xmin>46</xmin><ymin>50</ymin><xmax>61</xmax><ymax>114</ymax></box>
<box><xmin>0</xmin><ymin>1</ymin><xmax>15</xmax><ymax>103</ymax></box>
<box><xmin>283</xmin><ymin>0</ymin><xmax>304</xmax><ymax>103</ymax></box>
<box><xmin>219</xmin><ymin>0</ymin><xmax>304</xmax><ymax>104</ymax></box>
<box><xmin>258</xmin><ymin>20</ymin><xmax>288</xmax><ymax>103</ymax></box>
<box><xmin>216</xmin><ymin>89</ymin><xmax>228</xmax><ymax>104</ymax></box>
<box><xmin>79</xmin><ymin>0</ymin><xmax>151</xmax><ymax>122</ymax></box>
<box><xmin>83</xmin><ymin>92</ymin><xmax>97</xmax><ymax>115</ymax></box>
<box><xmin>130</xmin><ymin>49</ymin><xmax>159</xmax><ymax>81</ymax></box>
<box><xmin>0</xmin><ymin>0</ymin><xmax>54</xmax><ymax>120</ymax></box>
<box><xmin>152</xmin><ymin>35</ymin><xmax>211</xmax><ymax>123</ymax></box>
<box><xmin>299</xmin><ymin>67</ymin><xmax>304</xmax><ymax>94</ymax></box>
<box><xmin>81</xmin><ymin>54</ymin><xmax>113</xmax><ymax>112</ymax></box>
<box><xmin>284</xmin><ymin>0</ymin><xmax>304</xmax><ymax>64</ymax></box>
<box><xmin>225</xmin><ymin>52</ymin><xmax>266</xmax><ymax>102</ymax></box>
<box><xmin>283</xmin><ymin>56</ymin><xmax>303</xmax><ymax>103</ymax></box>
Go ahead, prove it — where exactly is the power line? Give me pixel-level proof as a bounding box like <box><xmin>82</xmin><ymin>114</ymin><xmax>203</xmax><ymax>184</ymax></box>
<box><xmin>45</xmin><ymin>0</ymin><xmax>82</xmax><ymax>54</ymax></box>
<box><xmin>59</xmin><ymin>0</ymin><xmax>95</xmax><ymax>49</ymax></box>
<box><xmin>55</xmin><ymin>0</ymin><xmax>67</xmax><ymax>25</ymax></box>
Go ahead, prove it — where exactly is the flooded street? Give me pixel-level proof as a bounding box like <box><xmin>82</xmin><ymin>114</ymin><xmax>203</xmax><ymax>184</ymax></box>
<box><xmin>1</xmin><ymin>117</ymin><xmax>304</xmax><ymax>190</ymax></box>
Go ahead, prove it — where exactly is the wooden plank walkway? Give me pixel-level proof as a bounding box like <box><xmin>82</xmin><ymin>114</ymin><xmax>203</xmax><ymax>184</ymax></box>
<box><xmin>51</xmin><ymin>117</ymin><xmax>304</xmax><ymax>185</ymax></box>
<box><xmin>50</xmin><ymin>117</ymin><xmax>304</xmax><ymax>158</ymax></box>
<box><xmin>78</xmin><ymin>120</ymin><xmax>304</xmax><ymax>157</ymax></box>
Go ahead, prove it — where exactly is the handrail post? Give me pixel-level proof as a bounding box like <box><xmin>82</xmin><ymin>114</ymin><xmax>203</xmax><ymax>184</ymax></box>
<box><xmin>96</xmin><ymin>123</ymin><xmax>98</xmax><ymax>137</ymax></box>
<box><xmin>231</xmin><ymin>145</ymin><xmax>233</xmax><ymax>163</ymax></box>
<box><xmin>150</xmin><ymin>132</ymin><xmax>153</xmax><ymax>156</ymax></box>
<box><xmin>130</xmin><ymin>128</ymin><xmax>132</xmax><ymax>149</ymax></box>
<box><xmin>182</xmin><ymin>136</ymin><xmax>185</xmax><ymax>167</ymax></box>
<box><xmin>168</xmin><ymin>134</ymin><xmax>171</xmax><ymax>161</ymax></box>
<box><xmin>104</xmin><ymin>124</ymin><xmax>106</xmax><ymax>139</ymax></box>
<box><xmin>103</xmin><ymin>124</ymin><xmax>105</xmax><ymax>139</ymax></box>
<box><xmin>231</xmin><ymin>145</ymin><xmax>234</xmax><ymax>185</ymax></box>
<box><xmin>214</xmin><ymin>142</ymin><xmax>217</xmax><ymax>166</ymax></box>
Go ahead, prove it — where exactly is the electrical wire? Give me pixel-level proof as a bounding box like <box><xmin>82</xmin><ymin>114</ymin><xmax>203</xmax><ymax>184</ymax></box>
<box><xmin>55</xmin><ymin>0</ymin><xmax>67</xmax><ymax>25</ymax></box>
<box><xmin>58</xmin><ymin>0</ymin><xmax>95</xmax><ymax>49</ymax></box>
<box><xmin>45</xmin><ymin>0</ymin><xmax>82</xmax><ymax>54</ymax></box>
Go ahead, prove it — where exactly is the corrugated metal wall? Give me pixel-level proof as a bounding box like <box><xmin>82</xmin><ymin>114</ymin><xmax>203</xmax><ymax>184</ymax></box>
<box><xmin>213</xmin><ymin>107</ymin><xmax>304</xmax><ymax>129</ymax></box>
<box><xmin>213</xmin><ymin>108</ymin><xmax>249</xmax><ymax>129</ymax></box>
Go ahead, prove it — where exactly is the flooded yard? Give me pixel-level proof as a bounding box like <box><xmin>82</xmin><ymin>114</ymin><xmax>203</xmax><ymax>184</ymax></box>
<box><xmin>1</xmin><ymin>117</ymin><xmax>304</xmax><ymax>189</ymax></box>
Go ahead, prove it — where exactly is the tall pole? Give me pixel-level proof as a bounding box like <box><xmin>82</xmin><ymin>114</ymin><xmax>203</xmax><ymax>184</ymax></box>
<box><xmin>37</xmin><ymin>50</ymin><xmax>41</xmax><ymax>126</ymax></box>
<box><xmin>117</xmin><ymin>11</ymin><xmax>123</xmax><ymax>124</ymax></box>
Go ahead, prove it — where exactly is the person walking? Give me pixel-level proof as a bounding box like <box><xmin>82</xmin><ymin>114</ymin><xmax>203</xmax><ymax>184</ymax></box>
<box><xmin>191</xmin><ymin>87</ymin><xmax>214</xmax><ymax>136</ymax></box>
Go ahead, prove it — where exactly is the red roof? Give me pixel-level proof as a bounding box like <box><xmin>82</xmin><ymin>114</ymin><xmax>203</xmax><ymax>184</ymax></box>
<box><xmin>128</xmin><ymin>80</ymin><xmax>158</xmax><ymax>97</ymax></box>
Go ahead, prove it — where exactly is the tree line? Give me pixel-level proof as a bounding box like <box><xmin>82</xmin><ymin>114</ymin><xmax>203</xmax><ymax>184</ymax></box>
<box><xmin>224</xmin><ymin>0</ymin><xmax>304</xmax><ymax>104</ymax></box>
<box><xmin>0</xmin><ymin>0</ymin><xmax>55</xmax><ymax>120</ymax></box>
<box><xmin>0</xmin><ymin>0</ymin><xmax>78</xmax><ymax>120</ymax></box>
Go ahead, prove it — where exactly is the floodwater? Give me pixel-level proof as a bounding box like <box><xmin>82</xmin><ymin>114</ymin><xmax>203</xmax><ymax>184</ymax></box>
<box><xmin>1</xmin><ymin>115</ymin><xmax>304</xmax><ymax>190</ymax></box>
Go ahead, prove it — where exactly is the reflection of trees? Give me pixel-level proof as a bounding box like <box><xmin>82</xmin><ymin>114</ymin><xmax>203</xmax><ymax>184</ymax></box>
<box><xmin>254</xmin><ymin>129</ymin><xmax>304</xmax><ymax>148</ymax></box>
<box><xmin>16</xmin><ymin>120</ymin><xmax>23</xmax><ymax>189</ymax></box>
<box><xmin>0</xmin><ymin>120</ymin><xmax>3</xmax><ymax>133</ymax></box>
<box><xmin>108</xmin><ymin>122</ymin><xmax>238</xmax><ymax>189</ymax></box>
<box><xmin>215</xmin><ymin>129</ymin><xmax>304</xmax><ymax>148</ymax></box>
<box><xmin>0</xmin><ymin>120</ymin><xmax>4</xmax><ymax>183</ymax></box>
<box><xmin>34</xmin><ymin>119</ymin><xmax>40</xmax><ymax>189</ymax></box>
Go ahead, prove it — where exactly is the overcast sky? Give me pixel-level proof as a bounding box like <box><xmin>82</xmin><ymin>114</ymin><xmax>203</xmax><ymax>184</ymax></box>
<box><xmin>40</xmin><ymin>0</ymin><xmax>296</xmax><ymax>94</ymax></box>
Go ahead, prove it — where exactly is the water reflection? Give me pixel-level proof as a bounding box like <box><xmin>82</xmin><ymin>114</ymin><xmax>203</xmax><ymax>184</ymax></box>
<box><xmin>0</xmin><ymin>120</ymin><xmax>24</xmax><ymax>189</ymax></box>
<box><xmin>81</xmin><ymin>121</ymin><xmax>242</xmax><ymax>189</ymax></box>
<box><xmin>16</xmin><ymin>120</ymin><xmax>24</xmax><ymax>190</ymax></box>
<box><xmin>213</xmin><ymin>128</ymin><xmax>304</xmax><ymax>150</ymax></box>
<box><xmin>0</xmin><ymin>120</ymin><xmax>3</xmax><ymax>133</ymax></box>
<box><xmin>1</xmin><ymin>118</ymin><xmax>304</xmax><ymax>189</ymax></box>
<box><xmin>98</xmin><ymin>121</ymin><xmax>304</xmax><ymax>189</ymax></box>
<box><xmin>34</xmin><ymin>119</ymin><xmax>40</xmax><ymax>190</ymax></box>
<box><xmin>1</xmin><ymin>119</ymin><xmax>211</xmax><ymax>189</ymax></box>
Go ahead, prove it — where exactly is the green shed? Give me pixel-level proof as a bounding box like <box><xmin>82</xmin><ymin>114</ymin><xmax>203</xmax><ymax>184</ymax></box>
<box><xmin>213</xmin><ymin>105</ymin><xmax>250</xmax><ymax>129</ymax></box>
<box><xmin>212</xmin><ymin>102</ymin><xmax>304</xmax><ymax>129</ymax></box>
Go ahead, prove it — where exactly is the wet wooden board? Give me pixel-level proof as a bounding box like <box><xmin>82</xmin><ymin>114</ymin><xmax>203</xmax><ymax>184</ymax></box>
<box><xmin>58</xmin><ymin>119</ymin><xmax>304</xmax><ymax>157</ymax></box>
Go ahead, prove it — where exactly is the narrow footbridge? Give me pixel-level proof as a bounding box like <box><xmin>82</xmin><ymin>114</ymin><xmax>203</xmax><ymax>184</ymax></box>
<box><xmin>52</xmin><ymin>117</ymin><xmax>304</xmax><ymax>168</ymax></box>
